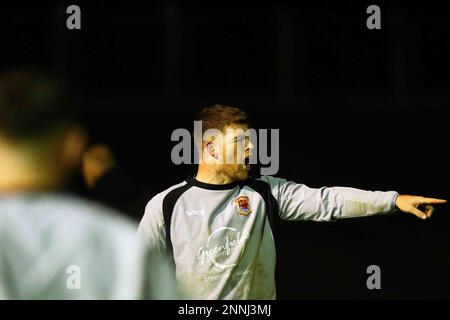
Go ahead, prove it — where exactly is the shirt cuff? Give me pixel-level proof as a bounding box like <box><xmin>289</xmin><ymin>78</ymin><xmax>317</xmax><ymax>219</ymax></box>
<box><xmin>391</xmin><ymin>192</ymin><xmax>400</xmax><ymax>213</ymax></box>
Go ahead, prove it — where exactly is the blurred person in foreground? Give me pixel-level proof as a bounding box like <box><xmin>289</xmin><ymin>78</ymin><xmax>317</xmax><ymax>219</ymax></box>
<box><xmin>138</xmin><ymin>104</ymin><xmax>447</xmax><ymax>300</ymax></box>
<box><xmin>0</xmin><ymin>68</ymin><xmax>178</xmax><ymax>299</ymax></box>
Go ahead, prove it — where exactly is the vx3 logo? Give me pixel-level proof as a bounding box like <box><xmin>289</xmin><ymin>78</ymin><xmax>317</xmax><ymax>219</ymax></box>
<box><xmin>185</xmin><ymin>209</ymin><xmax>205</xmax><ymax>216</ymax></box>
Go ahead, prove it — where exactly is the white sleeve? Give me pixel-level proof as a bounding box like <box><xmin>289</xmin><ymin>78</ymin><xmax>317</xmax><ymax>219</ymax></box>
<box><xmin>137</xmin><ymin>193</ymin><xmax>167</xmax><ymax>252</ymax></box>
<box><xmin>260</xmin><ymin>176</ymin><xmax>399</xmax><ymax>221</ymax></box>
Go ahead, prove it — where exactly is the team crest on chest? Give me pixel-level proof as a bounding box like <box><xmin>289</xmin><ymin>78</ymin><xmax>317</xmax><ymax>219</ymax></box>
<box><xmin>235</xmin><ymin>196</ymin><xmax>252</xmax><ymax>216</ymax></box>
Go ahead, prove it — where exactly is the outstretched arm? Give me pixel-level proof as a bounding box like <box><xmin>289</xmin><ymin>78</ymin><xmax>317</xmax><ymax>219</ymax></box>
<box><xmin>261</xmin><ymin>176</ymin><xmax>446</xmax><ymax>221</ymax></box>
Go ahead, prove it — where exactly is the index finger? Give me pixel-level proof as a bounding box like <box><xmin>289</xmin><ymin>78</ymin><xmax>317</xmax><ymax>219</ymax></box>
<box><xmin>418</xmin><ymin>197</ymin><xmax>447</xmax><ymax>204</ymax></box>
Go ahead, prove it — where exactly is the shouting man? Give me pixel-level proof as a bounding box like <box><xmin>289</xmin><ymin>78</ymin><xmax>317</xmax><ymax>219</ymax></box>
<box><xmin>138</xmin><ymin>104</ymin><xmax>446</xmax><ymax>299</ymax></box>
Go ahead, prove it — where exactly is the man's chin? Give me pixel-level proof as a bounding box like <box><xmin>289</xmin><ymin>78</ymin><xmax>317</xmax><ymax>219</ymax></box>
<box><xmin>223</xmin><ymin>164</ymin><xmax>250</xmax><ymax>181</ymax></box>
<box><xmin>236</xmin><ymin>169</ymin><xmax>249</xmax><ymax>181</ymax></box>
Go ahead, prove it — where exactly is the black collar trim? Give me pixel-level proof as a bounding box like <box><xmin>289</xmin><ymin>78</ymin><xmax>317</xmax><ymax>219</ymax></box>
<box><xmin>186</xmin><ymin>177</ymin><xmax>243</xmax><ymax>190</ymax></box>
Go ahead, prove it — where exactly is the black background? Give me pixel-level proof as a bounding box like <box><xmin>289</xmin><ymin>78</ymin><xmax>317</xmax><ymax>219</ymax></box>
<box><xmin>1</xmin><ymin>0</ymin><xmax>449</xmax><ymax>299</ymax></box>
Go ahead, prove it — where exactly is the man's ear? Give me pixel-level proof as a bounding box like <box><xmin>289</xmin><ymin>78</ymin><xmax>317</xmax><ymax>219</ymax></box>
<box><xmin>205</xmin><ymin>141</ymin><xmax>218</xmax><ymax>159</ymax></box>
<box><xmin>59</xmin><ymin>125</ymin><xmax>88</xmax><ymax>172</ymax></box>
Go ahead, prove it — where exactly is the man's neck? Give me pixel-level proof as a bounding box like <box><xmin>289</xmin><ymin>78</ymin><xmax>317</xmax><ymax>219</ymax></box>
<box><xmin>0</xmin><ymin>146</ymin><xmax>62</xmax><ymax>193</ymax></box>
<box><xmin>195</xmin><ymin>166</ymin><xmax>235</xmax><ymax>184</ymax></box>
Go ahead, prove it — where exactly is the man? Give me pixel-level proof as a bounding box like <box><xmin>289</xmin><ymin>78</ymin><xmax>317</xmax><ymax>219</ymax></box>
<box><xmin>138</xmin><ymin>104</ymin><xmax>446</xmax><ymax>300</ymax></box>
<box><xmin>0</xmin><ymin>69</ymin><xmax>178</xmax><ymax>299</ymax></box>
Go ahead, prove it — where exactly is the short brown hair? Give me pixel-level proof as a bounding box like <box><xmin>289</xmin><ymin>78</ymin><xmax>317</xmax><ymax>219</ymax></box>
<box><xmin>196</xmin><ymin>104</ymin><xmax>250</xmax><ymax>134</ymax></box>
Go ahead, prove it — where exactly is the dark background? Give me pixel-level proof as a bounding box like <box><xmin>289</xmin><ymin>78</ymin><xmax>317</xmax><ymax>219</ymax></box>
<box><xmin>1</xmin><ymin>1</ymin><xmax>449</xmax><ymax>299</ymax></box>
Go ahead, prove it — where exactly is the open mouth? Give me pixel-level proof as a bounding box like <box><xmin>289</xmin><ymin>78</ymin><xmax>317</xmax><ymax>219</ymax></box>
<box><xmin>244</xmin><ymin>157</ymin><xmax>252</xmax><ymax>171</ymax></box>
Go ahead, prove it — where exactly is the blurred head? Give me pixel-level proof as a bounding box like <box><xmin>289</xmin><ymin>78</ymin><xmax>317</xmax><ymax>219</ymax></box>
<box><xmin>0</xmin><ymin>68</ymin><xmax>87</xmax><ymax>191</ymax></box>
<box><xmin>196</xmin><ymin>104</ymin><xmax>254</xmax><ymax>181</ymax></box>
<box><xmin>82</xmin><ymin>144</ymin><xmax>116</xmax><ymax>189</ymax></box>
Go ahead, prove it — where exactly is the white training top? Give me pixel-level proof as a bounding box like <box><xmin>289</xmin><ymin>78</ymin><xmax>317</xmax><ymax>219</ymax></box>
<box><xmin>138</xmin><ymin>176</ymin><xmax>399</xmax><ymax>300</ymax></box>
<box><xmin>0</xmin><ymin>193</ymin><xmax>178</xmax><ymax>300</ymax></box>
